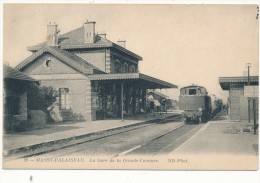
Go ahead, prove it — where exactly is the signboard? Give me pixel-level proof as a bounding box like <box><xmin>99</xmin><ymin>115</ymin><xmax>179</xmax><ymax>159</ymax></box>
<box><xmin>244</xmin><ymin>86</ymin><xmax>259</xmax><ymax>97</ymax></box>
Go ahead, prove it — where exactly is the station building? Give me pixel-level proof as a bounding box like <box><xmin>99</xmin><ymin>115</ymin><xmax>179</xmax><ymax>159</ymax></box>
<box><xmin>16</xmin><ymin>20</ymin><xmax>177</xmax><ymax>121</ymax></box>
<box><xmin>219</xmin><ymin>76</ymin><xmax>258</xmax><ymax>121</ymax></box>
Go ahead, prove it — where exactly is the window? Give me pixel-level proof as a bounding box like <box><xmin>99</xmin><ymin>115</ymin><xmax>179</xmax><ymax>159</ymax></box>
<box><xmin>200</xmin><ymin>88</ymin><xmax>207</xmax><ymax>95</ymax></box>
<box><xmin>189</xmin><ymin>89</ymin><xmax>197</xmax><ymax>95</ymax></box>
<box><xmin>123</xmin><ymin>63</ymin><xmax>128</xmax><ymax>73</ymax></box>
<box><xmin>46</xmin><ymin>60</ymin><xmax>51</xmax><ymax>67</ymax></box>
<box><xmin>180</xmin><ymin>88</ymin><xmax>186</xmax><ymax>95</ymax></box>
<box><xmin>45</xmin><ymin>59</ymin><xmax>53</xmax><ymax>69</ymax></box>
<box><xmin>129</xmin><ymin>65</ymin><xmax>136</xmax><ymax>73</ymax></box>
<box><xmin>115</xmin><ymin>60</ymin><xmax>121</xmax><ymax>73</ymax></box>
<box><xmin>59</xmin><ymin>88</ymin><xmax>70</xmax><ymax>110</ymax></box>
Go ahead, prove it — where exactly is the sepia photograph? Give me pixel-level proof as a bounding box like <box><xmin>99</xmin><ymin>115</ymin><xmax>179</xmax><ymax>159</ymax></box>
<box><xmin>1</xmin><ymin>3</ymin><xmax>259</xmax><ymax>172</ymax></box>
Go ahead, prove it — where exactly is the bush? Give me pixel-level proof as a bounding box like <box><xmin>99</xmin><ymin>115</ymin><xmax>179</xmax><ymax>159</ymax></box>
<box><xmin>27</xmin><ymin>85</ymin><xmax>58</xmax><ymax>113</ymax></box>
<box><xmin>13</xmin><ymin>120</ymin><xmax>32</xmax><ymax>132</ymax></box>
<box><xmin>60</xmin><ymin>110</ymin><xmax>85</xmax><ymax>121</ymax></box>
<box><xmin>60</xmin><ymin>110</ymin><xmax>73</xmax><ymax>121</ymax></box>
<box><xmin>27</xmin><ymin>85</ymin><xmax>85</xmax><ymax>122</ymax></box>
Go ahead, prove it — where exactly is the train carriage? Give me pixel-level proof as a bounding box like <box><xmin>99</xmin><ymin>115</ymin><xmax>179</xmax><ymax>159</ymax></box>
<box><xmin>179</xmin><ymin>85</ymin><xmax>212</xmax><ymax>124</ymax></box>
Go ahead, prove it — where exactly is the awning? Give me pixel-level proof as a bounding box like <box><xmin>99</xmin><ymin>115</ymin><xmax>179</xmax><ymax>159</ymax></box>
<box><xmin>88</xmin><ymin>73</ymin><xmax>178</xmax><ymax>89</ymax></box>
<box><xmin>147</xmin><ymin>89</ymin><xmax>169</xmax><ymax>98</ymax></box>
<box><xmin>4</xmin><ymin>64</ymin><xmax>38</xmax><ymax>83</ymax></box>
<box><xmin>219</xmin><ymin>76</ymin><xmax>259</xmax><ymax>90</ymax></box>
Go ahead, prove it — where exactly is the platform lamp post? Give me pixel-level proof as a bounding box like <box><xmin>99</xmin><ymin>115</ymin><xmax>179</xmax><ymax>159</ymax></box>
<box><xmin>246</xmin><ymin>63</ymin><xmax>251</xmax><ymax>124</ymax></box>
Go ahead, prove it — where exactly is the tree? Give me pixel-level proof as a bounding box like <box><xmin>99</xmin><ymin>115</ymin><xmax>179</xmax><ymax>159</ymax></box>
<box><xmin>214</xmin><ymin>98</ymin><xmax>223</xmax><ymax>113</ymax></box>
<box><xmin>27</xmin><ymin>84</ymin><xmax>58</xmax><ymax>113</ymax></box>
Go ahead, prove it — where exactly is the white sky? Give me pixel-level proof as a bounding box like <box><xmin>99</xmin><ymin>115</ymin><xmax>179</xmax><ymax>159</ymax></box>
<box><xmin>3</xmin><ymin>4</ymin><xmax>259</xmax><ymax>101</ymax></box>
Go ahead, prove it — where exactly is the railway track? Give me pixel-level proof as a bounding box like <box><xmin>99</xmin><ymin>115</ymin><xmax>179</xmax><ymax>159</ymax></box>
<box><xmin>124</xmin><ymin>123</ymin><xmax>204</xmax><ymax>156</ymax></box>
<box><xmin>4</xmin><ymin>114</ymin><xmax>205</xmax><ymax>161</ymax></box>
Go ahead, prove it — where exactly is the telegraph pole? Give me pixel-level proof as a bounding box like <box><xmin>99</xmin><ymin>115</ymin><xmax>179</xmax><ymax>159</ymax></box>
<box><xmin>246</xmin><ymin>63</ymin><xmax>251</xmax><ymax>85</ymax></box>
<box><xmin>246</xmin><ymin>63</ymin><xmax>251</xmax><ymax>124</ymax></box>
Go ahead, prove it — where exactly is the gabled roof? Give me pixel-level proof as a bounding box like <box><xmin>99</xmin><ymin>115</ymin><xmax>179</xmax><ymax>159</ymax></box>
<box><xmin>4</xmin><ymin>64</ymin><xmax>38</xmax><ymax>82</ymax></box>
<box><xmin>219</xmin><ymin>76</ymin><xmax>259</xmax><ymax>90</ymax></box>
<box><xmin>15</xmin><ymin>46</ymin><xmax>104</xmax><ymax>75</ymax></box>
<box><xmin>27</xmin><ymin>26</ymin><xmax>142</xmax><ymax>61</ymax></box>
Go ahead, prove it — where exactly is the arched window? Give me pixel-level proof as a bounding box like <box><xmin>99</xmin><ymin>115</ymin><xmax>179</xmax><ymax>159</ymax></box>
<box><xmin>115</xmin><ymin>60</ymin><xmax>121</xmax><ymax>73</ymax></box>
<box><xmin>123</xmin><ymin>63</ymin><xmax>128</xmax><ymax>73</ymax></box>
<box><xmin>129</xmin><ymin>65</ymin><xmax>136</xmax><ymax>73</ymax></box>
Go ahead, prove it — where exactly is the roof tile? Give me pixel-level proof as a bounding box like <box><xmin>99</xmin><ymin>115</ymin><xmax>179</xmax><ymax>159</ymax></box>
<box><xmin>27</xmin><ymin>25</ymin><xmax>142</xmax><ymax>60</ymax></box>
<box><xmin>4</xmin><ymin>64</ymin><xmax>38</xmax><ymax>82</ymax></box>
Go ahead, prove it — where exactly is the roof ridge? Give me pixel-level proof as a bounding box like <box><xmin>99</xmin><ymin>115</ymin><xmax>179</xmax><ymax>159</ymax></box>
<box><xmin>27</xmin><ymin>24</ymin><xmax>142</xmax><ymax>60</ymax></box>
<box><xmin>96</xmin><ymin>34</ymin><xmax>113</xmax><ymax>44</ymax></box>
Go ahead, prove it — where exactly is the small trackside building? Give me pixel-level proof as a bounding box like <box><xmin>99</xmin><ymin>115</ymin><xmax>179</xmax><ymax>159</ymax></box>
<box><xmin>219</xmin><ymin>76</ymin><xmax>259</xmax><ymax>121</ymax></box>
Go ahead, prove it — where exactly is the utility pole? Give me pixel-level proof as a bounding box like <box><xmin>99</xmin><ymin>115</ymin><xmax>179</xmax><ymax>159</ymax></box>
<box><xmin>246</xmin><ymin>63</ymin><xmax>251</xmax><ymax>123</ymax></box>
<box><xmin>246</xmin><ymin>63</ymin><xmax>251</xmax><ymax>85</ymax></box>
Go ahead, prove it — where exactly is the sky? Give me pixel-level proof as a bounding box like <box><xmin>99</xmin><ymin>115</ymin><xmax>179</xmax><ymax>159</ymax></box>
<box><xmin>1</xmin><ymin>3</ymin><xmax>260</xmax><ymax>182</ymax></box>
<box><xmin>3</xmin><ymin>4</ymin><xmax>259</xmax><ymax>101</ymax></box>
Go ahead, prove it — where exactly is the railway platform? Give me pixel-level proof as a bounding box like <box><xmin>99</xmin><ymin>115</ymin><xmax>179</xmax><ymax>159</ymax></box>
<box><xmin>172</xmin><ymin>112</ymin><xmax>258</xmax><ymax>156</ymax></box>
<box><xmin>168</xmin><ymin>112</ymin><xmax>258</xmax><ymax>170</ymax></box>
<box><xmin>3</xmin><ymin>111</ymin><xmax>181</xmax><ymax>156</ymax></box>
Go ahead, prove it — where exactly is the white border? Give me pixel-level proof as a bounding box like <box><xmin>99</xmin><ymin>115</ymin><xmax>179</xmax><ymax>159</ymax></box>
<box><xmin>1</xmin><ymin>1</ymin><xmax>259</xmax><ymax>183</ymax></box>
<box><xmin>1</xmin><ymin>0</ymin><xmax>260</xmax><ymax>4</ymax></box>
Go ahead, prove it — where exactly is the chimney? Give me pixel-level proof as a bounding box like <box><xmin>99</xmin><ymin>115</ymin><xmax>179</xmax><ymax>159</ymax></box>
<box><xmin>117</xmin><ymin>40</ymin><xmax>126</xmax><ymax>48</ymax></box>
<box><xmin>47</xmin><ymin>22</ymin><xmax>59</xmax><ymax>46</ymax></box>
<box><xmin>84</xmin><ymin>20</ymin><xmax>96</xmax><ymax>44</ymax></box>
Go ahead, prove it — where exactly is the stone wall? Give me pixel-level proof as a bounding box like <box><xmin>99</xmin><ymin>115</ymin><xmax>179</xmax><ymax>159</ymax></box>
<box><xmin>19</xmin><ymin>92</ymin><xmax>28</xmax><ymax>120</ymax></box>
<box><xmin>85</xmin><ymin>78</ymin><xmax>93</xmax><ymax>121</ymax></box>
<box><xmin>28</xmin><ymin>110</ymin><xmax>47</xmax><ymax>129</ymax></box>
<box><xmin>22</xmin><ymin>54</ymin><xmax>78</xmax><ymax>75</ymax></box>
<box><xmin>229</xmin><ymin>84</ymin><xmax>244</xmax><ymax>121</ymax></box>
<box><xmin>105</xmin><ymin>49</ymin><xmax>111</xmax><ymax>73</ymax></box>
<box><xmin>40</xmin><ymin>79</ymin><xmax>88</xmax><ymax>120</ymax></box>
<box><xmin>74</xmin><ymin>50</ymin><xmax>106</xmax><ymax>72</ymax></box>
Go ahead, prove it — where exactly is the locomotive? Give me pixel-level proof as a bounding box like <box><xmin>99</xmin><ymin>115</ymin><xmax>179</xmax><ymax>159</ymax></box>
<box><xmin>179</xmin><ymin>85</ymin><xmax>212</xmax><ymax>124</ymax></box>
